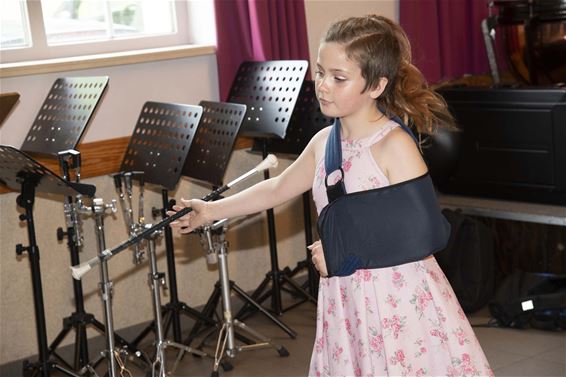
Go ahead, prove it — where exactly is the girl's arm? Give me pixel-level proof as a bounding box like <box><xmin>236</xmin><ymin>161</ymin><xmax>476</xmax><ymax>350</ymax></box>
<box><xmin>169</xmin><ymin>131</ymin><xmax>322</xmax><ymax>232</ymax></box>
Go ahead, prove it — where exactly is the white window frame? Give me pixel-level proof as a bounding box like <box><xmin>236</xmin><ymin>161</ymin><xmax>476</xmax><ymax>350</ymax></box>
<box><xmin>1</xmin><ymin>0</ymin><xmax>197</xmax><ymax>64</ymax></box>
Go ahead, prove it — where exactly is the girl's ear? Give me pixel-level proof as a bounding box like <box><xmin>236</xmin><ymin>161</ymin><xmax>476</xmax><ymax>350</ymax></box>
<box><xmin>369</xmin><ymin>77</ymin><xmax>388</xmax><ymax>99</ymax></box>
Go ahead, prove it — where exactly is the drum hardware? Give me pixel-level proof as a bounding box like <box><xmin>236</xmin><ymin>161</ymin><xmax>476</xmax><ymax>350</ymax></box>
<box><xmin>137</xmin><ymin>224</ymin><xmax>208</xmax><ymax>377</ymax></box>
<box><xmin>112</xmin><ymin>170</ymin><xmax>208</xmax><ymax>377</ymax></box>
<box><xmin>194</xmin><ymin>219</ymin><xmax>289</xmax><ymax>377</ymax></box>
<box><xmin>52</xmin><ymin>153</ymin><xmax>147</xmax><ymax>375</ymax></box>
<box><xmin>112</xmin><ymin>171</ymin><xmax>147</xmax><ymax>266</ymax></box>
<box><xmin>78</xmin><ymin>197</ymin><xmax>151</xmax><ymax>377</ymax></box>
<box><xmin>70</xmin><ymin>155</ymin><xmax>278</xmax><ymax>375</ymax></box>
<box><xmin>120</xmin><ymin>102</ymin><xmax>217</xmax><ymax>346</ymax></box>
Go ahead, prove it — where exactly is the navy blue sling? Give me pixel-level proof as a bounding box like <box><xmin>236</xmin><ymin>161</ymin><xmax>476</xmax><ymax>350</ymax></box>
<box><xmin>317</xmin><ymin>115</ymin><xmax>451</xmax><ymax>277</ymax></box>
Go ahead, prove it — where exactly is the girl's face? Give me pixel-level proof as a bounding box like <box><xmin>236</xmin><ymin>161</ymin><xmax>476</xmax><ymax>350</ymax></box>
<box><xmin>315</xmin><ymin>42</ymin><xmax>379</xmax><ymax>121</ymax></box>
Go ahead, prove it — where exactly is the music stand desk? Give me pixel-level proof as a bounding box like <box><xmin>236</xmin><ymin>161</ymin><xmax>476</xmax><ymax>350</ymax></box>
<box><xmin>437</xmin><ymin>193</ymin><xmax>566</xmax><ymax>226</ymax></box>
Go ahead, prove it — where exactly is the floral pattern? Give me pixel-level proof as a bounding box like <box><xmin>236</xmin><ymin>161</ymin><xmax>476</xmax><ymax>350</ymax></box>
<box><xmin>309</xmin><ymin>122</ymin><xmax>492</xmax><ymax>376</ymax></box>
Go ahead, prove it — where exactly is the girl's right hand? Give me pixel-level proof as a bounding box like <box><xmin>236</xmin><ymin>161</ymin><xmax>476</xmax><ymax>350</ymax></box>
<box><xmin>166</xmin><ymin>198</ymin><xmax>211</xmax><ymax>234</ymax></box>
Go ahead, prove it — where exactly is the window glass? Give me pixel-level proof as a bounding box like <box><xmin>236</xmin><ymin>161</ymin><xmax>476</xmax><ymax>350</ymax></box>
<box><xmin>1</xmin><ymin>0</ymin><xmax>31</xmax><ymax>49</ymax></box>
<box><xmin>41</xmin><ymin>0</ymin><xmax>175</xmax><ymax>45</ymax></box>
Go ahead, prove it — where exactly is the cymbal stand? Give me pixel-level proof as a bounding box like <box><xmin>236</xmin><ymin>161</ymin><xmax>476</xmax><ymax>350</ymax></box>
<box><xmin>83</xmin><ymin>198</ymin><xmax>149</xmax><ymax>377</ymax></box>
<box><xmin>141</xmin><ymin>225</ymin><xmax>208</xmax><ymax>377</ymax></box>
<box><xmin>191</xmin><ymin>220</ymin><xmax>288</xmax><ymax>377</ymax></box>
<box><xmin>112</xmin><ymin>171</ymin><xmax>146</xmax><ymax>266</ymax></box>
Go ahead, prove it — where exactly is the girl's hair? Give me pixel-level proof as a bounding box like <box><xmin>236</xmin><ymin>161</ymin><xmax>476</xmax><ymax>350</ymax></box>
<box><xmin>324</xmin><ymin>15</ymin><xmax>454</xmax><ymax>134</ymax></box>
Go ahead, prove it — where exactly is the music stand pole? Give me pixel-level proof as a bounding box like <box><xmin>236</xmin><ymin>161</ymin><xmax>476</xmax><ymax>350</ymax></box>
<box><xmin>3</xmin><ymin>148</ymin><xmax>87</xmax><ymax>377</ymax></box>
<box><xmin>161</xmin><ymin>190</ymin><xmax>182</xmax><ymax>342</ymax></box>
<box><xmin>16</xmin><ymin>179</ymin><xmax>51</xmax><ymax>377</ymax></box>
<box><xmin>158</xmin><ymin>189</ymin><xmax>216</xmax><ymax>342</ymax></box>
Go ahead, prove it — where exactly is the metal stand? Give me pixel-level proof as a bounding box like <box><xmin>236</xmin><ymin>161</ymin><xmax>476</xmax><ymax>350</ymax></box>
<box><xmin>142</xmin><ymin>227</ymin><xmax>208</xmax><ymax>377</ymax></box>
<box><xmin>116</xmin><ymin>101</ymin><xmax>217</xmax><ymax>346</ymax></box>
<box><xmin>253</xmin><ymin>80</ymin><xmax>333</xmax><ymax>298</ymax></box>
<box><xmin>49</xmin><ymin>151</ymin><xmax>143</xmax><ymax>373</ymax></box>
<box><xmin>227</xmin><ymin>62</ymin><xmax>318</xmax><ymax>317</ymax></box>
<box><xmin>194</xmin><ymin>221</ymin><xmax>289</xmax><ymax>377</ymax></box>
<box><xmin>0</xmin><ymin>146</ymin><xmax>92</xmax><ymax>377</ymax></box>
<box><xmin>76</xmin><ymin>197</ymin><xmax>149</xmax><ymax>377</ymax></box>
<box><xmin>181</xmin><ymin>100</ymin><xmax>298</xmax><ymax>340</ymax></box>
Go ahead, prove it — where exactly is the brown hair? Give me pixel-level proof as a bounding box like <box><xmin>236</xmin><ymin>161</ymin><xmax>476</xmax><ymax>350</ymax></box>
<box><xmin>324</xmin><ymin>15</ymin><xmax>454</xmax><ymax>134</ymax></box>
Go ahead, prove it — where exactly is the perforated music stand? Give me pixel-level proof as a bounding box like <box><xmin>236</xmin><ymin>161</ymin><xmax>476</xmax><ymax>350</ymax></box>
<box><xmin>20</xmin><ymin>77</ymin><xmax>108</xmax><ymax>156</ymax></box>
<box><xmin>0</xmin><ymin>145</ymin><xmax>95</xmax><ymax>377</ymax></box>
<box><xmin>252</xmin><ymin>80</ymin><xmax>334</xmax><ymax>297</ymax></box>
<box><xmin>181</xmin><ymin>100</ymin><xmax>297</xmax><ymax>344</ymax></box>
<box><xmin>118</xmin><ymin>101</ymin><xmax>213</xmax><ymax>347</ymax></box>
<box><xmin>16</xmin><ymin>77</ymin><xmax>113</xmax><ymax>371</ymax></box>
<box><xmin>227</xmin><ymin>60</ymin><xmax>317</xmax><ymax>318</ymax></box>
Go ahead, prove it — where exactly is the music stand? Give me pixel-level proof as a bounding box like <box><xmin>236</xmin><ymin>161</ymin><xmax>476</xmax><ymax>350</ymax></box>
<box><xmin>0</xmin><ymin>92</ymin><xmax>20</xmax><ymax>126</ymax></box>
<box><xmin>181</xmin><ymin>100</ymin><xmax>297</xmax><ymax>346</ymax></box>
<box><xmin>0</xmin><ymin>145</ymin><xmax>95</xmax><ymax>377</ymax></box>
<box><xmin>227</xmin><ymin>60</ymin><xmax>316</xmax><ymax>319</ymax></box>
<box><xmin>16</xmin><ymin>77</ymin><xmax>118</xmax><ymax>371</ymax></box>
<box><xmin>252</xmin><ymin>80</ymin><xmax>333</xmax><ymax>297</ymax></box>
<box><xmin>20</xmin><ymin>77</ymin><xmax>108</xmax><ymax>156</ymax></box>
<box><xmin>117</xmin><ymin>101</ymin><xmax>216</xmax><ymax>347</ymax></box>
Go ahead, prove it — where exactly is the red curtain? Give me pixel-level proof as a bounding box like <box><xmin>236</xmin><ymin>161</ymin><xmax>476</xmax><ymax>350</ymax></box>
<box><xmin>214</xmin><ymin>0</ymin><xmax>310</xmax><ymax>100</ymax></box>
<box><xmin>400</xmin><ymin>0</ymin><xmax>490</xmax><ymax>83</ymax></box>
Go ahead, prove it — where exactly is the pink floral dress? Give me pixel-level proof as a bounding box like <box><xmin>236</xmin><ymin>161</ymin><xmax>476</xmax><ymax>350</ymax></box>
<box><xmin>309</xmin><ymin>121</ymin><xmax>493</xmax><ymax>377</ymax></box>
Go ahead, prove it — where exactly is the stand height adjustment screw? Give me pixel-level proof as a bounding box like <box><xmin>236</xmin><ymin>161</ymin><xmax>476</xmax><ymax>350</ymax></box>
<box><xmin>151</xmin><ymin>207</ymin><xmax>162</xmax><ymax>219</ymax></box>
<box><xmin>19</xmin><ymin>214</ymin><xmax>27</xmax><ymax>221</ymax></box>
<box><xmin>15</xmin><ymin>244</ymin><xmax>29</xmax><ymax>255</ymax></box>
<box><xmin>56</xmin><ymin>227</ymin><xmax>68</xmax><ymax>241</ymax></box>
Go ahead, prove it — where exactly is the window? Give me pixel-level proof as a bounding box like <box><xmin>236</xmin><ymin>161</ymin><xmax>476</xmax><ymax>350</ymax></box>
<box><xmin>0</xmin><ymin>0</ymin><xmax>31</xmax><ymax>49</ymax></box>
<box><xmin>0</xmin><ymin>0</ymin><xmax>213</xmax><ymax>64</ymax></box>
<box><xmin>41</xmin><ymin>0</ymin><xmax>176</xmax><ymax>45</ymax></box>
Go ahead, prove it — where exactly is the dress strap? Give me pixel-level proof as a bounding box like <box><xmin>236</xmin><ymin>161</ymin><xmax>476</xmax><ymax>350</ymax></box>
<box><xmin>366</xmin><ymin>120</ymin><xmax>400</xmax><ymax>146</ymax></box>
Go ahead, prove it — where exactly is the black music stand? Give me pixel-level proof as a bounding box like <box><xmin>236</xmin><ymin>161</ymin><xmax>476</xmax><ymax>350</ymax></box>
<box><xmin>252</xmin><ymin>80</ymin><xmax>333</xmax><ymax>297</ymax></box>
<box><xmin>0</xmin><ymin>92</ymin><xmax>20</xmax><ymax>126</ymax></box>
<box><xmin>17</xmin><ymin>77</ymin><xmax>119</xmax><ymax>371</ymax></box>
<box><xmin>226</xmin><ymin>61</ymin><xmax>317</xmax><ymax>318</ymax></box>
<box><xmin>181</xmin><ymin>100</ymin><xmax>297</xmax><ymax>345</ymax></box>
<box><xmin>0</xmin><ymin>145</ymin><xmax>95</xmax><ymax>377</ymax></box>
<box><xmin>21</xmin><ymin>77</ymin><xmax>108</xmax><ymax>156</ymax></box>
<box><xmin>118</xmin><ymin>101</ymin><xmax>217</xmax><ymax>347</ymax></box>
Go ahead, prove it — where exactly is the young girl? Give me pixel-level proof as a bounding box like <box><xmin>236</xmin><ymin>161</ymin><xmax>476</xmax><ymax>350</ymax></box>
<box><xmin>170</xmin><ymin>14</ymin><xmax>492</xmax><ymax>377</ymax></box>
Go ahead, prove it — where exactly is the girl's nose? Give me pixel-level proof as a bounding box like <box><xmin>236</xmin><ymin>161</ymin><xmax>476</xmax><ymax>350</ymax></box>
<box><xmin>316</xmin><ymin>75</ymin><xmax>329</xmax><ymax>93</ymax></box>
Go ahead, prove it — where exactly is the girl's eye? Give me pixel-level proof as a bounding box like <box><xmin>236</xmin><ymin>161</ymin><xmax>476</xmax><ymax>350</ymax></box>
<box><xmin>334</xmin><ymin>77</ymin><xmax>346</xmax><ymax>82</ymax></box>
<box><xmin>314</xmin><ymin>70</ymin><xmax>324</xmax><ymax>78</ymax></box>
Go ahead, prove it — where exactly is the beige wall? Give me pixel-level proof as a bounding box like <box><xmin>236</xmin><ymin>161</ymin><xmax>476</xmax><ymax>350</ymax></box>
<box><xmin>304</xmin><ymin>0</ymin><xmax>398</xmax><ymax>74</ymax></box>
<box><xmin>0</xmin><ymin>0</ymin><xmax>398</xmax><ymax>365</ymax></box>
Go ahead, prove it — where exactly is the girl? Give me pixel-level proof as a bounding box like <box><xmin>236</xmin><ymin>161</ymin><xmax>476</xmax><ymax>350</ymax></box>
<box><xmin>170</xmin><ymin>14</ymin><xmax>492</xmax><ymax>377</ymax></box>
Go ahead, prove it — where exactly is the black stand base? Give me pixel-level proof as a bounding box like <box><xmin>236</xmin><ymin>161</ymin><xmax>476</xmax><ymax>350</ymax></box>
<box><xmin>49</xmin><ymin>312</ymin><xmax>140</xmax><ymax>371</ymax></box>
<box><xmin>186</xmin><ymin>279</ymin><xmax>297</xmax><ymax>346</ymax></box>
<box><xmin>22</xmin><ymin>359</ymin><xmax>79</xmax><ymax>377</ymax></box>
<box><xmin>236</xmin><ymin>267</ymin><xmax>317</xmax><ymax>320</ymax></box>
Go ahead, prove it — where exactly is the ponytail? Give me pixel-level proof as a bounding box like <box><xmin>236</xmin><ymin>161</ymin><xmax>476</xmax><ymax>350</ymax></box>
<box><xmin>381</xmin><ymin>60</ymin><xmax>455</xmax><ymax>135</ymax></box>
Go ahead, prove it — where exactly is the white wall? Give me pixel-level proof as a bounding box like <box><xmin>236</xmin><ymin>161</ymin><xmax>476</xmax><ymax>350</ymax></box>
<box><xmin>0</xmin><ymin>54</ymin><xmax>219</xmax><ymax>146</ymax></box>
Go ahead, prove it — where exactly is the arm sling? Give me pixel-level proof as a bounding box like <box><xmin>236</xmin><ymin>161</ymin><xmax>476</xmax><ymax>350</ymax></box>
<box><xmin>317</xmin><ymin>113</ymin><xmax>451</xmax><ymax>277</ymax></box>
